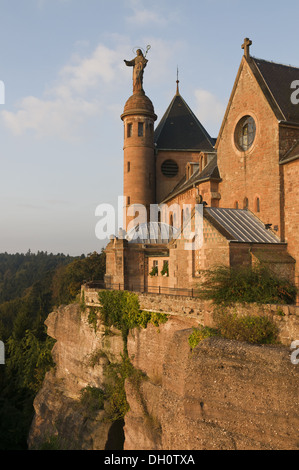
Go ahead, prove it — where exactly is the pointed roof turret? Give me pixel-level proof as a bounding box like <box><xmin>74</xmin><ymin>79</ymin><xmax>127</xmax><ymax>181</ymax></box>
<box><xmin>154</xmin><ymin>84</ymin><xmax>215</xmax><ymax>151</ymax></box>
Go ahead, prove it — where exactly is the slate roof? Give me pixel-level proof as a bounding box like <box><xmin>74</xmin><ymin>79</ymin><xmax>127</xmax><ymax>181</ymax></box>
<box><xmin>154</xmin><ymin>93</ymin><xmax>216</xmax><ymax>151</ymax></box>
<box><xmin>161</xmin><ymin>154</ymin><xmax>220</xmax><ymax>203</ymax></box>
<box><xmin>251</xmin><ymin>57</ymin><xmax>299</xmax><ymax>123</ymax></box>
<box><xmin>204</xmin><ymin>208</ymin><xmax>280</xmax><ymax>244</ymax></box>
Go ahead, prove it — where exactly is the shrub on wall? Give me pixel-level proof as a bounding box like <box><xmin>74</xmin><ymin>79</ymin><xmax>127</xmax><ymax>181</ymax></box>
<box><xmin>198</xmin><ymin>265</ymin><xmax>297</xmax><ymax>305</ymax></box>
<box><xmin>213</xmin><ymin>309</ymin><xmax>279</xmax><ymax>345</ymax></box>
<box><xmin>188</xmin><ymin>326</ymin><xmax>219</xmax><ymax>349</ymax></box>
<box><xmin>188</xmin><ymin>312</ymin><xmax>279</xmax><ymax>348</ymax></box>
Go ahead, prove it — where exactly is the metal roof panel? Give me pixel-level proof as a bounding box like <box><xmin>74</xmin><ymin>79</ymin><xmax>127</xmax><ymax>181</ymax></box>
<box><xmin>204</xmin><ymin>208</ymin><xmax>280</xmax><ymax>243</ymax></box>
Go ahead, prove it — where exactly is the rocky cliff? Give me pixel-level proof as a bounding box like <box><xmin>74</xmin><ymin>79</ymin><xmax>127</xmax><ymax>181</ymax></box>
<box><xmin>28</xmin><ymin>303</ymin><xmax>299</xmax><ymax>450</ymax></box>
<box><xmin>28</xmin><ymin>304</ymin><xmax>125</xmax><ymax>450</ymax></box>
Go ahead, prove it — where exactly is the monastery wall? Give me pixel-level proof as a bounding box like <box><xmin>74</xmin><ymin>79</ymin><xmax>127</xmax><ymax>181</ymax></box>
<box><xmin>217</xmin><ymin>59</ymin><xmax>282</xmax><ymax>236</ymax></box>
<box><xmin>156</xmin><ymin>150</ymin><xmax>199</xmax><ymax>203</ymax></box>
<box><xmin>283</xmin><ymin>158</ymin><xmax>299</xmax><ymax>288</ymax></box>
<box><xmin>82</xmin><ymin>286</ymin><xmax>299</xmax><ymax>347</ymax></box>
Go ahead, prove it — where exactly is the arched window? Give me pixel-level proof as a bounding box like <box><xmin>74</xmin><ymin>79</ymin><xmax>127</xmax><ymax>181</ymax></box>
<box><xmin>243</xmin><ymin>197</ymin><xmax>249</xmax><ymax>210</ymax></box>
<box><xmin>235</xmin><ymin>116</ymin><xmax>256</xmax><ymax>151</ymax></box>
<box><xmin>235</xmin><ymin>201</ymin><xmax>239</xmax><ymax>209</ymax></box>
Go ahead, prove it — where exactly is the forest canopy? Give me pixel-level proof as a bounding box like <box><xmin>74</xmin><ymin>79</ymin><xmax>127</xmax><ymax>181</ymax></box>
<box><xmin>0</xmin><ymin>249</ymin><xmax>106</xmax><ymax>450</ymax></box>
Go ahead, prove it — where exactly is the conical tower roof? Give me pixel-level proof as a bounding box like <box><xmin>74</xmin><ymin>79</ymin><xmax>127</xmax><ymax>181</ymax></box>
<box><xmin>154</xmin><ymin>89</ymin><xmax>215</xmax><ymax>151</ymax></box>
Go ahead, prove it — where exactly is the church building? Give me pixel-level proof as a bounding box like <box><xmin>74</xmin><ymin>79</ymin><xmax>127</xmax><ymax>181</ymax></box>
<box><xmin>105</xmin><ymin>39</ymin><xmax>299</xmax><ymax>295</ymax></box>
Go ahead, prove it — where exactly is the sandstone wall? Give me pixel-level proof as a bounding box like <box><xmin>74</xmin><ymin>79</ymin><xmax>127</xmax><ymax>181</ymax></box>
<box><xmin>217</xmin><ymin>58</ymin><xmax>282</xmax><ymax>236</ymax></box>
<box><xmin>283</xmin><ymin>158</ymin><xmax>299</xmax><ymax>289</ymax></box>
<box><xmin>126</xmin><ymin>318</ymin><xmax>299</xmax><ymax>450</ymax></box>
<box><xmin>29</xmin><ymin>302</ymin><xmax>299</xmax><ymax>451</ymax></box>
<box><xmin>83</xmin><ymin>287</ymin><xmax>299</xmax><ymax>346</ymax></box>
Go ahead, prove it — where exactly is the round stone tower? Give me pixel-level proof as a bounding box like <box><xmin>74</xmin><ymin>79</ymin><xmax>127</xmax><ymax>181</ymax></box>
<box><xmin>121</xmin><ymin>90</ymin><xmax>157</xmax><ymax>232</ymax></box>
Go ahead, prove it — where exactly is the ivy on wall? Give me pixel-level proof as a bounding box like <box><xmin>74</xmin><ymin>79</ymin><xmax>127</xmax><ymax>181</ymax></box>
<box><xmin>98</xmin><ymin>290</ymin><xmax>168</xmax><ymax>351</ymax></box>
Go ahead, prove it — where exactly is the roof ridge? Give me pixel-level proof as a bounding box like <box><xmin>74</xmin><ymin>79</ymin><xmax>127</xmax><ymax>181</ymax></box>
<box><xmin>251</xmin><ymin>56</ymin><xmax>299</xmax><ymax>123</ymax></box>
<box><xmin>249</xmin><ymin>57</ymin><xmax>286</xmax><ymax>121</ymax></box>
<box><xmin>154</xmin><ymin>94</ymin><xmax>177</xmax><ymax>143</ymax></box>
<box><xmin>252</xmin><ymin>56</ymin><xmax>299</xmax><ymax>71</ymax></box>
<box><xmin>177</xmin><ymin>94</ymin><xmax>216</xmax><ymax>148</ymax></box>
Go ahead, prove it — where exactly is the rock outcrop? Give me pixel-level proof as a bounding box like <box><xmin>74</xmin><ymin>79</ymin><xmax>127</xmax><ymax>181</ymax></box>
<box><xmin>28</xmin><ymin>304</ymin><xmax>125</xmax><ymax>450</ymax></box>
<box><xmin>126</xmin><ymin>319</ymin><xmax>299</xmax><ymax>450</ymax></box>
<box><xmin>29</xmin><ymin>304</ymin><xmax>299</xmax><ymax>450</ymax></box>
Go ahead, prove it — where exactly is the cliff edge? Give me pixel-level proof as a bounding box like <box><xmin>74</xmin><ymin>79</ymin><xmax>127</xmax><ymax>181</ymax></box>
<box><xmin>28</xmin><ymin>304</ymin><xmax>299</xmax><ymax>450</ymax></box>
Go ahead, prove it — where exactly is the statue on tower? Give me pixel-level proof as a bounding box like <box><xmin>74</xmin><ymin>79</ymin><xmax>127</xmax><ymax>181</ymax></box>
<box><xmin>124</xmin><ymin>47</ymin><xmax>150</xmax><ymax>94</ymax></box>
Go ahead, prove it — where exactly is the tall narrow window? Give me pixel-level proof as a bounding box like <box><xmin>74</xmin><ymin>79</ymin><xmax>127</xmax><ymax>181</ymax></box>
<box><xmin>161</xmin><ymin>260</ymin><xmax>169</xmax><ymax>277</ymax></box>
<box><xmin>243</xmin><ymin>197</ymin><xmax>249</xmax><ymax>210</ymax></box>
<box><xmin>127</xmin><ymin>196</ymin><xmax>131</xmax><ymax>205</ymax></box>
<box><xmin>127</xmin><ymin>161</ymin><xmax>130</xmax><ymax>172</ymax></box>
<box><xmin>256</xmin><ymin>197</ymin><xmax>260</xmax><ymax>213</ymax></box>
<box><xmin>150</xmin><ymin>260</ymin><xmax>158</xmax><ymax>277</ymax></box>
<box><xmin>200</xmin><ymin>156</ymin><xmax>204</xmax><ymax>172</ymax></box>
<box><xmin>138</xmin><ymin>122</ymin><xmax>144</xmax><ymax>137</ymax></box>
<box><xmin>127</xmin><ymin>123</ymin><xmax>133</xmax><ymax>138</ymax></box>
<box><xmin>235</xmin><ymin>201</ymin><xmax>239</xmax><ymax>209</ymax></box>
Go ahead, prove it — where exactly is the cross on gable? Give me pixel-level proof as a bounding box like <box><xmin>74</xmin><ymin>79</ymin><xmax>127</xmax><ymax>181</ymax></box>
<box><xmin>242</xmin><ymin>38</ymin><xmax>252</xmax><ymax>59</ymax></box>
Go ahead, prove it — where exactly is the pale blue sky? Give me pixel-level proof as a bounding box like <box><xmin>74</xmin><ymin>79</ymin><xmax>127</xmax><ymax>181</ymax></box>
<box><xmin>0</xmin><ymin>0</ymin><xmax>298</xmax><ymax>255</ymax></box>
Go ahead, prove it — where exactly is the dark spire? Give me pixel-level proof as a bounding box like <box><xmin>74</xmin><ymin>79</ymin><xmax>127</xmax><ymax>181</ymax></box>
<box><xmin>176</xmin><ymin>66</ymin><xmax>180</xmax><ymax>95</ymax></box>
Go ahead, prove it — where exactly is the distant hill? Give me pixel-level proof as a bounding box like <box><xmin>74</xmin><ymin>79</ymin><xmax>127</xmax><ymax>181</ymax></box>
<box><xmin>0</xmin><ymin>251</ymin><xmax>76</xmax><ymax>304</ymax></box>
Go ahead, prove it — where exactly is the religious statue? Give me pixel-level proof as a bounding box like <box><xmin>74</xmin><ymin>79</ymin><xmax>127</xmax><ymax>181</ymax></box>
<box><xmin>124</xmin><ymin>48</ymin><xmax>149</xmax><ymax>94</ymax></box>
